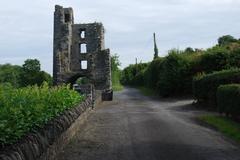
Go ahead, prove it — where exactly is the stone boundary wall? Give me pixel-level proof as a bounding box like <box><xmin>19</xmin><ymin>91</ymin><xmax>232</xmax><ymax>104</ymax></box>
<box><xmin>0</xmin><ymin>96</ymin><xmax>93</xmax><ymax>160</ymax></box>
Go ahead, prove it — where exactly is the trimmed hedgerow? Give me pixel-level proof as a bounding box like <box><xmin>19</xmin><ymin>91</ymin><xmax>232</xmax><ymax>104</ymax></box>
<box><xmin>0</xmin><ymin>83</ymin><xmax>84</xmax><ymax>145</ymax></box>
<box><xmin>193</xmin><ymin>68</ymin><xmax>240</xmax><ymax>106</ymax></box>
<box><xmin>120</xmin><ymin>39</ymin><xmax>240</xmax><ymax>97</ymax></box>
<box><xmin>198</xmin><ymin>47</ymin><xmax>230</xmax><ymax>73</ymax></box>
<box><xmin>120</xmin><ymin>63</ymin><xmax>149</xmax><ymax>86</ymax></box>
<box><xmin>217</xmin><ymin>84</ymin><xmax>240</xmax><ymax>117</ymax></box>
<box><xmin>144</xmin><ymin>58</ymin><xmax>163</xmax><ymax>89</ymax></box>
<box><xmin>156</xmin><ymin>51</ymin><xmax>192</xmax><ymax>96</ymax></box>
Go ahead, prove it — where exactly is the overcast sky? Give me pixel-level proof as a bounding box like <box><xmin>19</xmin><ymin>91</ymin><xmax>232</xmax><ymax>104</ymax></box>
<box><xmin>0</xmin><ymin>0</ymin><xmax>240</xmax><ymax>74</ymax></box>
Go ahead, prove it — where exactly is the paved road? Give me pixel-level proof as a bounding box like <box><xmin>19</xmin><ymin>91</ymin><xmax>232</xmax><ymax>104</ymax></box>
<box><xmin>57</xmin><ymin>87</ymin><xmax>240</xmax><ymax>160</ymax></box>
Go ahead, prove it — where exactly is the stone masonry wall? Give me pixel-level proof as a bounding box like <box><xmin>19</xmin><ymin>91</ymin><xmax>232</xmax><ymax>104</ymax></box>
<box><xmin>93</xmin><ymin>49</ymin><xmax>112</xmax><ymax>90</ymax></box>
<box><xmin>53</xmin><ymin>5</ymin><xmax>74</xmax><ymax>84</ymax></box>
<box><xmin>53</xmin><ymin>5</ymin><xmax>112</xmax><ymax>93</ymax></box>
<box><xmin>0</xmin><ymin>97</ymin><xmax>92</xmax><ymax>160</ymax></box>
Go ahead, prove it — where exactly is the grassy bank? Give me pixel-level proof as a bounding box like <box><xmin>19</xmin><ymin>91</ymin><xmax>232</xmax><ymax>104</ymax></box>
<box><xmin>199</xmin><ymin>115</ymin><xmax>240</xmax><ymax>142</ymax></box>
<box><xmin>111</xmin><ymin>54</ymin><xmax>123</xmax><ymax>91</ymax></box>
<box><xmin>112</xmin><ymin>83</ymin><xmax>123</xmax><ymax>91</ymax></box>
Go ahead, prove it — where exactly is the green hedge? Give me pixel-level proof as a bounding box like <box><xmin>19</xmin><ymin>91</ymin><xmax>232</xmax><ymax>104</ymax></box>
<box><xmin>144</xmin><ymin>58</ymin><xmax>163</xmax><ymax>89</ymax></box>
<box><xmin>120</xmin><ymin>39</ymin><xmax>240</xmax><ymax>97</ymax></box>
<box><xmin>156</xmin><ymin>51</ymin><xmax>192</xmax><ymax>96</ymax></box>
<box><xmin>198</xmin><ymin>47</ymin><xmax>229</xmax><ymax>73</ymax></box>
<box><xmin>193</xmin><ymin>69</ymin><xmax>240</xmax><ymax>106</ymax></box>
<box><xmin>217</xmin><ymin>84</ymin><xmax>240</xmax><ymax>117</ymax></box>
<box><xmin>120</xmin><ymin>63</ymin><xmax>149</xmax><ymax>86</ymax></box>
<box><xmin>0</xmin><ymin>83</ymin><xmax>84</xmax><ymax>144</ymax></box>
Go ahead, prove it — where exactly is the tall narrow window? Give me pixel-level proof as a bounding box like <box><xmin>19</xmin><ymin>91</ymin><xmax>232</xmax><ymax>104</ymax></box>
<box><xmin>80</xmin><ymin>43</ymin><xmax>87</xmax><ymax>53</ymax></box>
<box><xmin>80</xmin><ymin>29</ymin><xmax>86</xmax><ymax>39</ymax></box>
<box><xmin>81</xmin><ymin>60</ymin><xmax>88</xmax><ymax>70</ymax></box>
<box><xmin>65</xmin><ymin>14</ymin><xmax>70</xmax><ymax>23</ymax></box>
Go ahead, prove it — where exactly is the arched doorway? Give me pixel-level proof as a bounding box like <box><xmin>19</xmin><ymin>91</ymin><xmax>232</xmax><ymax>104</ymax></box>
<box><xmin>67</xmin><ymin>74</ymin><xmax>93</xmax><ymax>97</ymax></box>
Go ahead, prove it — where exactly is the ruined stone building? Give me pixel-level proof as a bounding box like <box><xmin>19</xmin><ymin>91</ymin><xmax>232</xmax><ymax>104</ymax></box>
<box><xmin>53</xmin><ymin>5</ymin><xmax>112</xmax><ymax>100</ymax></box>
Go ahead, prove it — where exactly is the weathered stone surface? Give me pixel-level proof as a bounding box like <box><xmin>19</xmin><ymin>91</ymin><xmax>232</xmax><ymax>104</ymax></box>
<box><xmin>53</xmin><ymin>5</ymin><xmax>112</xmax><ymax>98</ymax></box>
<box><xmin>0</xmin><ymin>5</ymin><xmax>108</xmax><ymax>160</ymax></box>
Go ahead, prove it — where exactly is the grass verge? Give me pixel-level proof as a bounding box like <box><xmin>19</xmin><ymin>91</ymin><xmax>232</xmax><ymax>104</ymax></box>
<box><xmin>112</xmin><ymin>84</ymin><xmax>123</xmax><ymax>91</ymax></box>
<box><xmin>199</xmin><ymin>115</ymin><xmax>240</xmax><ymax>143</ymax></box>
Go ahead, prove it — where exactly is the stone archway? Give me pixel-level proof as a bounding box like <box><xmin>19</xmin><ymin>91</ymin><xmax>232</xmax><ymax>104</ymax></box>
<box><xmin>67</xmin><ymin>74</ymin><xmax>91</xmax><ymax>87</ymax></box>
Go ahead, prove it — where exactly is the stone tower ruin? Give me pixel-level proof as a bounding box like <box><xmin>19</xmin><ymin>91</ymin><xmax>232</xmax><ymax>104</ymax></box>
<box><xmin>53</xmin><ymin>5</ymin><xmax>112</xmax><ymax>100</ymax></box>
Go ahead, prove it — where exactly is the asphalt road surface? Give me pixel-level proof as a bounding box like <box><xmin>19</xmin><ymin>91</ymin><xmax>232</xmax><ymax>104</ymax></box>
<box><xmin>57</xmin><ymin>87</ymin><xmax>240</xmax><ymax>160</ymax></box>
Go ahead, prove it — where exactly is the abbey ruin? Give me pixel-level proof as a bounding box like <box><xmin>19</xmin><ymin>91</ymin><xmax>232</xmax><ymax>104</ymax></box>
<box><xmin>53</xmin><ymin>5</ymin><xmax>112</xmax><ymax>100</ymax></box>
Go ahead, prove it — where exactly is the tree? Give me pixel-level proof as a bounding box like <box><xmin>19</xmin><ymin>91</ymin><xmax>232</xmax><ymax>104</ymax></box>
<box><xmin>153</xmin><ymin>33</ymin><xmax>159</xmax><ymax>59</ymax></box>
<box><xmin>40</xmin><ymin>71</ymin><xmax>53</xmax><ymax>86</ymax></box>
<box><xmin>0</xmin><ymin>59</ymin><xmax>52</xmax><ymax>87</ymax></box>
<box><xmin>20</xmin><ymin>59</ymin><xmax>52</xmax><ymax>86</ymax></box>
<box><xmin>22</xmin><ymin>59</ymin><xmax>40</xmax><ymax>72</ymax></box>
<box><xmin>0</xmin><ymin>64</ymin><xmax>22</xmax><ymax>87</ymax></box>
<box><xmin>218</xmin><ymin>35</ymin><xmax>237</xmax><ymax>46</ymax></box>
<box><xmin>111</xmin><ymin>54</ymin><xmax>121</xmax><ymax>72</ymax></box>
<box><xmin>111</xmin><ymin>54</ymin><xmax>122</xmax><ymax>90</ymax></box>
<box><xmin>185</xmin><ymin>47</ymin><xmax>194</xmax><ymax>53</ymax></box>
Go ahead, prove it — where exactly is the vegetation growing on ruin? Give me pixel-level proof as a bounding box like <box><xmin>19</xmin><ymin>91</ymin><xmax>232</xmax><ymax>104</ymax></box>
<box><xmin>0</xmin><ymin>83</ymin><xmax>84</xmax><ymax>145</ymax></box>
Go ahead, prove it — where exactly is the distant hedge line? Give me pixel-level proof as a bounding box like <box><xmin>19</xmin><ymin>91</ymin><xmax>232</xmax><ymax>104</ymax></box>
<box><xmin>121</xmin><ymin>44</ymin><xmax>240</xmax><ymax>97</ymax></box>
<box><xmin>217</xmin><ymin>84</ymin><xmax>240</xmax><ymax>118</ymax></box>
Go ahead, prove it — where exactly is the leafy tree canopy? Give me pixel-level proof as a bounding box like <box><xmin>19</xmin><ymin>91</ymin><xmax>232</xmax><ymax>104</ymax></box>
<box><xmin>218</xmin><ymin>35</ymin><xmax>237</xmax><ymax>46</ymax></box>
<box><xmin>22</xmin><ymin>59</ymin><xmax>41</xmax><ymax>72</ymax></box>
<box><xmin>185</xmin><ymin>47</ymin><xmax>194</xmax><ymax>53</ymax></box>
<box><xmin>0</xmin><ymin>64</ymin><xmax>22</xmax><ymax>87</ymax></box>
<box><xmin>0</xmin><ymin>59</ymin><xmax>52</xmax><ymax>87</ymax></box>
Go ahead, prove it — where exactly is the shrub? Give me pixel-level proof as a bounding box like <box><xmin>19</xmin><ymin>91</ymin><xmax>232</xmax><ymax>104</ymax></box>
<box><xmin>0</xmin><ymin>64</ymin><xmax>22</xmax><ymax>88</ymax></box>
<box><xmin>120</xmin><ymin>63</ymin><xmax>148</xmax><ymax>86</ymax></box>
<box><xmin>120</xmin><ymin>65</ymin><xmax>135</xmax><ymax>85</ymax></box>
<box><xmin>120</xmin><ymin>36</ymin><xmax>240</xmax><ymax>97</ymax></box>
<box><xmin>0</xmin><ymin>83</ymin><xmax>84</xmax><ymax>145</ymax></box>
<box><xmin>198</xmin><ymin>47</ymin><xmax>229</xmax><ymax>73</ymax></box>
<box><xmin>157</xmin><ymin>50</ymin><xmax>192</xmax><ymax>96</ymax></box>
<box><xmin>135</xmin><ymin>68</ymin><xmax>146</xmax><ymax>86</ymax></box>
<box><xmin>144</xmin><ymin>58</ymin><xmax>163</xmax><ymax>89</ymax></box>
<box><xmin>228</xmin><ymin>48</ymin><xmax>240</xmax><ymax>68</ymax></box>
<box><xmin>217</xmin><ymin>84</ymin><xmax>240</xmax><ymax>117</ymax></box>
<box><xmin>193</xmin><ymin>68</ymin><xmax>240</xmax><ymax>106</ymax></box>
